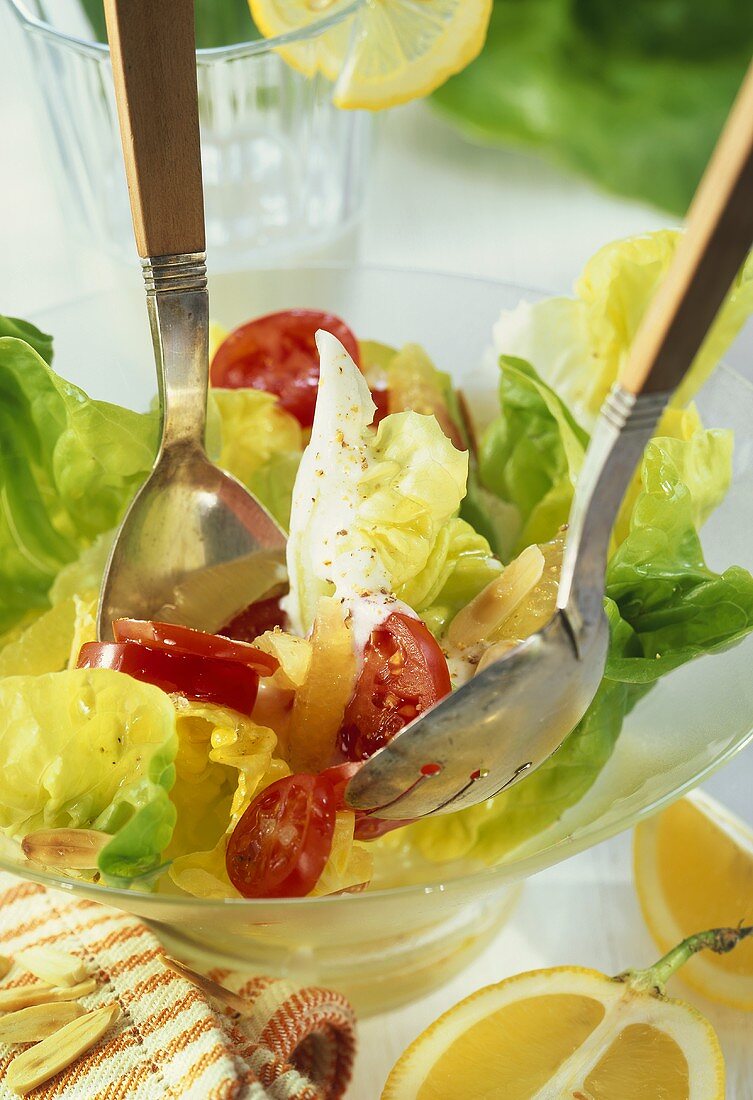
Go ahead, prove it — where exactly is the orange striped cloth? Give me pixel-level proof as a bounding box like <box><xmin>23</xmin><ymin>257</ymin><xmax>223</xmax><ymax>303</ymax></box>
<box><xmin>0</xmin><ymin>873</ymin><xmax>356</xmax><ymax>1099</ymax></box>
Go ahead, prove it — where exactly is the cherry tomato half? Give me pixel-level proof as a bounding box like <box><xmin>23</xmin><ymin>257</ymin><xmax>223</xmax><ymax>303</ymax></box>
<box><xmin>112</xmin><ymin>619</ymin><xmax>278</xmax><ymax>675</ymax></box>
<box><xmin>211</xmin><ymin>309</ymin><xmax>361</xmax><ymax>428</ymax></box>
<box><xmin>220</xmin><ymin>597</ymin><xmax>287</xmax><ymax>643</ymax></box>
<box><xmin>77</xmin><ymin>640</ymin><xmax>260</xmax><ymax>715</ymax></box>
<box><xmin>371</xmin><ymin>387</ymin><xmax>390</xmax><ymax>426</ymax></box>
<box><xmin>339</xmin><ymin>612</ymin><xmax>451</xmax><ymax>762</ymax></box>
<box><xmin>319</xmin><ymin>762</ymin><xmax>414</xmax><ymax>841</ymax></box>
<box><xmin>226</xmin><ymin>774</ymin><xmax>336</xmax><ymax>898</ymax></box>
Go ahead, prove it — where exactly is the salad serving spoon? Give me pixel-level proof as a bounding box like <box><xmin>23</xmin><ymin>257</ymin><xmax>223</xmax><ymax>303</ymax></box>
<box><xmin>346</xmin><ymin>59</ymin><xmax>753</xmax><ymax>821</ymax></box>
<box><xmin>96</xmin><ymin>0</ymin><xmax>286</xmax><ymax>641</ymax></box>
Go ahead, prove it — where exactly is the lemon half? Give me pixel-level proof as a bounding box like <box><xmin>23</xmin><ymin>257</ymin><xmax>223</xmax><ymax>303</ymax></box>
<box><xmin>382</xmin><ymin>962</ymin><xmax>725</xmax><ymax>1099</ymax></box>
<box><xmin>634</xmin><ymin>790</ymin><xmax>753</xmax><ymax>1010</ymax></box>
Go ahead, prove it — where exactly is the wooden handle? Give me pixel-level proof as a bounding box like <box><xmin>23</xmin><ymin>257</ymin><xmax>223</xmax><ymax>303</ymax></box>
<box><xmin>104</xmin><ymin>0</ymin><xmax>205</xmax><ymax>258</ymax></box>
<box><xmin>621</xmin><ymin>59</ymin><xmax>753</xmax><ymax>396</ymax></box>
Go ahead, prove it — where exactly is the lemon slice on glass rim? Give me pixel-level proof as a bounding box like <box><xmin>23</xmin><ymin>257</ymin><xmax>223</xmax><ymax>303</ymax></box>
<box><xmin>248</xmin><ymin>0</ymin><xmax>493</xmax><ymax>110</ymax></box>
<box><xmin>381</xmin><ymin>927</ymin><xmax>751</xmax><ymax>1100</ymax></box>
<box><xmin>634</xmin><ymin>790</ymin><xmax>753</xmax><ymax>1010</ymax></box>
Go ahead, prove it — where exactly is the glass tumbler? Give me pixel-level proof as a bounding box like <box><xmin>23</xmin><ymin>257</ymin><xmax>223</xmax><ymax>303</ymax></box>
<box><xmin>7</xmin><ymin>0</ymin><xmax>371</xmax><ymax>269</ymax></box>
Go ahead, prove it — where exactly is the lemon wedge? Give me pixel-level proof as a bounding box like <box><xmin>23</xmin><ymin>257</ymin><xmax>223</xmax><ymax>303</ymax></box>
<box><xmin>634</xmin><ymin>791</ymin><xmax>753</xmax><ymax>1010</ymax></box>
<box><xmin>381</xmin><ymin>927</ymin><xmax>753</xmax><ymax>1099</ymax></box>
<box><xmin>249</xmin><ymin>0</ymin><xmax>493</xmax><ymax>110</ymax></box>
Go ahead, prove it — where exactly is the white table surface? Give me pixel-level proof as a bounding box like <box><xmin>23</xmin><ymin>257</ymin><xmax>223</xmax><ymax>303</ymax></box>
<box><xmin>2</xmin><ymin>11</ymin><xmax>752</xmax><ymax>1096</ymax></box>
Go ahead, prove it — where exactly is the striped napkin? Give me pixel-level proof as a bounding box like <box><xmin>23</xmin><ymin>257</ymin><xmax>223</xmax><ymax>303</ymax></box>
<box><xmin>0</xmin><ymin>872</ymin><xmax>356</xmax><ymax>1098</ymax></box>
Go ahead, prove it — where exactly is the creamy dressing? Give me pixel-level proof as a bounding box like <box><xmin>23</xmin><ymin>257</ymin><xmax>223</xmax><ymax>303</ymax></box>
<box><xmin>345</xmin><ymin>591</ymin><xmax>417</xmax><ymax>657</ymax></box>
<box><xmin>283</xmin><ymin>330</ymin><xmax>418</xmax><ymax>648</ymax></box>
<box><xmin>443</xmin><ymin>646</ymin><xmax>479</xmax><ymax>690</ymax></box>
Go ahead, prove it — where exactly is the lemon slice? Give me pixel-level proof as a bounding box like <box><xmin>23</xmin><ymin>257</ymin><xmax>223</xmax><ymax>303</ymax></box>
<box><xmin>249</xmin><ymin>0</ymin><xmax>493</xmax><ymax>110</ymax></box>
<box><xmin>381</xmin><ymin>929</ymin><xmax>746</xmax><ymax>1099</ymax></box>
<box><xmin>634</xmin><ymin>791</ymin><xmax>753</xmax><ymax>1009</ymax></box>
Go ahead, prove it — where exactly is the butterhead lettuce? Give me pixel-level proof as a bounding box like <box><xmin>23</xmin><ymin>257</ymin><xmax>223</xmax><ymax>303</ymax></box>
<box><xmin>0</xmin><ymin>669</ymin><xmax>177</xmax><ymax>881</ymax></box>
<box><xmin>492</xmin><ymin>232</ymin><xmax>753</xmax><ymax>431</ymax></box>
<box><xmin>0</xmin><ymin>331</ymin><xmax>157</xmax><ymax>635</ymax></box>
<box><xmin>479</xmin><ymin>356</ymin><xmax>588</xmax><ymax>553</ymax></box>
<box><xmin>209</xmin><ymin>388</ymin><xmax>303</xmax><ymax>530</ymax></box>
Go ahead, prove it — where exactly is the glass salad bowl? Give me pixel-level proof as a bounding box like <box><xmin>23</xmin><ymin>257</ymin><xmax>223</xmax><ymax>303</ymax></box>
<box><xmin>5</xmin><ymin>265</ymin><xmax>753</xmax><ymax>1017</ymax></box>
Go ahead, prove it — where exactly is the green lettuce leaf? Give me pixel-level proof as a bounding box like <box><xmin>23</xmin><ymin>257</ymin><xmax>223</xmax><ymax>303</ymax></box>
<box><xmin>211</xmin><ymin>388</ymin><xmax>303</xmax><ymax>530</ymax></box>
<box><xmin>605</xmin><ymin>433</ymin><xmax>753</xmax><ymax>682</ymax></box>
<box><xmin>0</xmin><ymin>315</ymin><xmax>53</xmax><ymax>365</ymax></box>
<box><xmin>0</xmin><ymin>335</ymin><xmax>158</xmax><ymax>634</ymax></box>
<box><xmin>479</xmin><ymin>356</ymin><xmax>588</xmax><ymax>552</ymax></box>
<box><xmin>432</xmin><ymin>0</ymin><xmax>753</xmax><ymax>214</ymax></box>
<box><xmin>492</xmin><ymin>231</ymin><xmax>753</xmax><ymax>430</ymax></box>
<box><xmin>0</xmin><ymin>669</ymin><xmax>177</xmax><ymax>881</ymax></box>
<box><xmin>364</xmin><ymin>337</ymin><xmax>518</xmax><ymax>561</ymax></box>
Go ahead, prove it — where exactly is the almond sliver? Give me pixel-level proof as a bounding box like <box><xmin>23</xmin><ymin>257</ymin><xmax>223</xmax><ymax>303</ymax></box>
<box><xmin>0</xmin><ymin>978</ymin><xmax>97</xmax><ymax>1012</ymax></box>
<box><xmin>447</xmin><ymin>544</ymin><xmax>545</xmax><ymax>649</ymax></box>
<box><xmin>21</xmin><ymin>828</ymin><xmax>109</xmax><ymax>870</ymax></box>
<box><xmin>15</xmin><ymin>947</ymin><xmax>87</xmax><ymax>988</ymax></box>
<box><xmin>6</xmin><ymin>1003</ymin><xmax>119</xmax><ymax>1095</ymax></box>
<box><xmin>0</xmin><ymin>1001</ymin><xmax>85</xmax><ymax>1044</ymax></box>
<box><xmin>160</xmin><ymin>955</ymin><xmax>252</xmax><ymax>1015</ymax></box>
<box><xmin>0</xmin><ymin>956</ymin><xmax>12</xmax><ymax>981</ymax></box>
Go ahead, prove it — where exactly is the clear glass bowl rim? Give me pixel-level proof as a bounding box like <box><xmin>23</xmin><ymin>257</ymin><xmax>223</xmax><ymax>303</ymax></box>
<box><xmin>3</xmin><ymin>262</ymin><xmax>753</xmax><ymax>918</ymax></box>
<box><xmin>6</xmin><ymin>0</ymin><xmax>362</xmax><ymax>61</ymax></box>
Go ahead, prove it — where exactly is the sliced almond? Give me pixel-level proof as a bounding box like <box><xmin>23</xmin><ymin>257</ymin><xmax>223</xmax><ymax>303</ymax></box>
<box><xmin>160</xmin><ymin>955</ymin><xmax>252</xmax><ymax>1015</ymax></box>
<box><xmin>0</xmin><ymin>978</ymin><xmax>97</xmax><ymax>1012</ymax></box>
<box><xmin>21</xmin><ymin>828</ymin><xmax>109</xmax><ymax>870</ymax></box>
<box><xmin>475</xmin><ymin>639</ymin><xmax>519</xmax><ymax>676</ymax></box>
<box><xmin>6</xmin><ymin>1002</ymin><xmax>120</xmax><ymax>1095</ymax></box>
<box><xmin>0</xmin><ymin>956</ymin><xmax>12</xmax><ymax>981</ymax></box>
<box><xmin>15</xmin><ymin>947</ymin><xmax>87</xmax><ymax>989</ymax></box>
<box><xmin>0</xmin><ymin>1001</ymin><xmax>85</xmax><ymax>1044</ymax></box>
<box><xmin>447</xmin><ymin>544</ymin><xmax>545</xmax><ymax>649</ymax></box>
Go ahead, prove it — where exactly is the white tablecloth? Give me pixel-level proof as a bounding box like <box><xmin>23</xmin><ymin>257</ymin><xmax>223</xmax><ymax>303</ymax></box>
<box><xmin>2</xmin><ymin>10</ymin><xmax>752</xmax><ymax>1095</ymax></box>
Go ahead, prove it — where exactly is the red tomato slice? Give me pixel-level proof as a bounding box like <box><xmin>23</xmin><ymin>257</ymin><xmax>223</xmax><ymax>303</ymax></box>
<box><xmin>226</xmin><ymin>774</ymin><xmax>336</xmax><ymax>898</ymax></box>
<box><xmin>77</xmin><ymin>640</ymin><xmax>260</xmax><ymax>715</ymax></box>
<box><xmin>370</xmin><ymin>387</ymin><xmax>390</xmax><ymax>426</ymax></box>
<box><xmin>220</xmin><ymin>597</ymin><xmax>287</xmax><ymax>643</ymax></box>
<box><xmin>210</xmin><ymin>309</ymin><xmax>361</xmax><ymax>428</ymax></box>
<box><xmin>319</xmin><ymin>762</ymin><xmax>414</xmax><ymax>840</ymax></box>
<box><xmin>339</xmin><ymin>612</ymin><xmax>451</xmax><ymax>762</ymax></box>
<box><xmin>112</xmin><ymin>619</ymin><xmax>278</xmax><ymax>674</ymax></box>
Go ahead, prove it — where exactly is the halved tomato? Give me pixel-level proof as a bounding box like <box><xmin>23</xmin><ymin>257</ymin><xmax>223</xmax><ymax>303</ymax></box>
<box><xmin>319</xmin><ymin>761</ymin><xmax>414</xmax><ymax>841</ymax></box>
<box><xmin>77</xmin><ymin>640</ymin><xmax>260</xmax><ymax>715</ymax></box>
<box><xmin>210</xmin><ymin>309</ymin><xmax>361</xmax><ymax>428</ymax></box>
<box><xmin>339</xmin><ymin>612</ymin><xmax>451</xmax><ymax>762</ymax></box>
<box><xmin>112</xmin><ymin>619</ymin><xmax>278</xmax><ymax>674</ymax></box>
<box><xmin>225</xmin><ymin>774</ymin><xmax>336</xmax><ymax>898</ymax></box>
<box><xmin>219</xmin><ymin>597</ymin><xmax>287</xmax><ymax>643</ymax></box>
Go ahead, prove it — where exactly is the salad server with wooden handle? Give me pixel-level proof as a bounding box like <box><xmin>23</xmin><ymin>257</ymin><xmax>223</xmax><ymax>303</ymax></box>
<box><xmin>96</xmin><ymin>0</ymin><xmax>286</xmax><ymax>641</ymax></box>
<box><xmin>346</xmin><ymin>59</ymin><xmax>753</xmax><ymax>821</ymax></box>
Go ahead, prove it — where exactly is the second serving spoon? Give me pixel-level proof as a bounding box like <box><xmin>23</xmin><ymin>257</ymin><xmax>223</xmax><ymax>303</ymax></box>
<box><xmin>346</xmin><ymin>58</ymin><xmax>753</xmax><ymax>821</ymax></box>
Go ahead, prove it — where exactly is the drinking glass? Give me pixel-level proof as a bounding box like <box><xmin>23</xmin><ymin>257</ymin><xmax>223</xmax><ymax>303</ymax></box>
<box><xmin>7</xmin><ymin>0</ymin><xmax>371</xmax><ymax>269</ymax></box>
